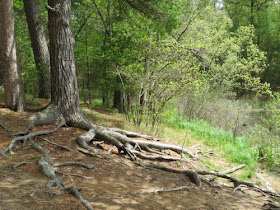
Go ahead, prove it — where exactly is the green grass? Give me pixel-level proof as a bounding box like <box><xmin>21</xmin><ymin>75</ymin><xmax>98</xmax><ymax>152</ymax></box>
<box><xmin>165</xmin><ymin>114</ymin><xmax>259</xmax><ymax>175</ymax></box>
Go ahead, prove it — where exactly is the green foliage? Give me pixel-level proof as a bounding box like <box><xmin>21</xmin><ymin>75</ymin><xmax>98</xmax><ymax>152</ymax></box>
<box><xmin>165</xmin><ymin>110</ymin><xmax>259</xmax><ymax>173</ymax></box>
<box><xmin>223</xmin><ymin>0</ymin><xmax>280</xmax><ymax>89</ymax></box>
<box><xmin>249</xmin><ymin>92</ymin><xmax>280</xmax><ymax>167</ymax></box>
<box><xmin>14</xmin><ymin>3</ymin><xmax>38</xmax><ymax>96</ymax></box>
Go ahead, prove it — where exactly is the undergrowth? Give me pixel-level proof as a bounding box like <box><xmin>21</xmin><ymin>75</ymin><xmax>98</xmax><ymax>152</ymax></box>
<box><xmin>164</xmin><ymin>111</ymin><xmax>259</xmax><ymax>176</ymax></box>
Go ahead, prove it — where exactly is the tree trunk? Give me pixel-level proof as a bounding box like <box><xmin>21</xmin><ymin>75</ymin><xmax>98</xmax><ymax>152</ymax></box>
<box><xmin>0</xmin><ymin>0</ymin><xmax>26</xmax><ymax>111</ymax></box>
<box><xmin>23</xmin><ymin>0</ymin><xmax>51</xmax><ymax>99</ymax></box>
<box><xmin>48</xmin><ymin>0</ymin><xmax>86</xmax><ymax>127</ymax></box>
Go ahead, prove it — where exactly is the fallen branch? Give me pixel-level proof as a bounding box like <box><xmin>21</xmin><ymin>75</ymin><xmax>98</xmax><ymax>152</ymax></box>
<box><xmin>132</xmin><ymin>186</ymin><xmax>190</xmax><ymax>195</ymax></box>
<box><xmin>38</xmin><ymin>137</ymin><xmax>71</xmax><ymax>151</ymax></box>
<box><xmin>208</xmin><ymin>164</ymin><xmax>246</xmax><ymax>182</ymax></box>
<box><xmin>222</xmin><ymin>164</ymin><xmax>246</xmax><ymax>174</ymax></box>
<box><xmin>53</xmin><ymin>162</ymin><xmax>94</xmax><ymax>169</ymax></box>
<box><xmin>257</xmin><ymin>173</ymin><xmax>276</xmax><ymax>193</ymax></box>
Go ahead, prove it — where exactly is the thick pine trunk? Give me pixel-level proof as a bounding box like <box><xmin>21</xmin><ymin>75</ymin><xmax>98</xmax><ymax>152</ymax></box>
<box><xmin>23</xmin><ymin>0</ymin><xmax>51</xmax><ymax>99</ymax></box>
<box><xmin>48</xmin><ymin>0</ymin><xmax>86</xmax><ymax>127</ymax></box>
<box><xmin>0</xmin><ymin>0</ymin><xmax>26</xmax><ymax>111</ymax></box>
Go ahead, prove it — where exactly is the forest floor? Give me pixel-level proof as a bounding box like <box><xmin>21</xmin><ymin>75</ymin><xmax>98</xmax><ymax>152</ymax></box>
<box><xmin>0</xmin><ymin>96</ymin><xmax>279</xmax><ymax>210</ymax></box>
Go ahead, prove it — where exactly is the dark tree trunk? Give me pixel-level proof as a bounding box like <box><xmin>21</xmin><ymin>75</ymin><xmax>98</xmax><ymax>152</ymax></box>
<box><xmin>113</xmin><ymin>90</ymin><xmax>123</xmax><ymax>112</ymax></box>
<box><xmin>48</xmin><ymin>0</ymin><xmax>86</xmax><ymax>127</ymax></box>
<box><xmin>23</xmin><ymin>0</ymin><xmax>51</xmax><ymax>99</ymax></box>
<box><xmin>0</xmin><ymin>0</ymin><xmax>26</xmax><ymax>111</ymax></box>
<box><xmin>113</xmin><ymin>77</ymin><xmax>123</xmax><ymax>113</ymax></box>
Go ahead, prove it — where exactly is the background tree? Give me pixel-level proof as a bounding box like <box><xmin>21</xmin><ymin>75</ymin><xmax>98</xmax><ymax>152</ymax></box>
<box><xmin>223</xmin><ymin>0</ymin><xmax>280</xmax><ymax>90</ymax></box>
<box><xmin>23</xmin><ymin>0</ymin><xmax>51</xmax><ymax>99</ymax></box>
<box><xmin>0</xmin><ymin>0</ymin><xmax>26</xmax><ymax>111</ymax></box>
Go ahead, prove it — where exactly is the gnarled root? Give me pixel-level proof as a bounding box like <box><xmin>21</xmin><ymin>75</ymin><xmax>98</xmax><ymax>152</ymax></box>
<box><xmin>4</xmin><ymin>120</ymin><xmax>66</xmax><ymax>155</ymax></box>
<box><xmin>140</xmin><ymin>163</ymin><xmax>202</xmax><ymax>187</ymax></box>
<box><xmin>76</xmin><ymin>129</ymin><xmax>103</xmax><ymax>158</ymax></box>
<box><xmin>197</xmin><ymin>170</ymin><xmax>280</xmax><ymax>198</ymax></box>
<box><xmin>138</xmin><ymin>162</ymin><xmax>280</xmax><ymax>198</ymax></box>
<box><xmin>32</xmin><ymin>140</ymin><xmax>94</xmax><ymax>209</ymax></box>
<box><xmin>31</xmin><ymin>141</ymin><xmax>64</xmax><ymax>188</ymax></box>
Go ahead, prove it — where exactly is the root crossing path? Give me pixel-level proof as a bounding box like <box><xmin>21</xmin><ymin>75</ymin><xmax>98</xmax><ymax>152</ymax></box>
<box><xmin>1</xmin><ymin>103</ymin><xmax>279</xmax><ymax>209</ymax></box>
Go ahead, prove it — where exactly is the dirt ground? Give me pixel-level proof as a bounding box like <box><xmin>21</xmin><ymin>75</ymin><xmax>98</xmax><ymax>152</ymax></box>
<box><xmin>0</xmin><ymin>99</ymin><xmax>279</xmax><ymax>210</ymax></box>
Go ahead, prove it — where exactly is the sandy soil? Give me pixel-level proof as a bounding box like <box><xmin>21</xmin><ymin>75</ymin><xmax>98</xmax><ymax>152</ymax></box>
<box><xmin>0</xmin><ymin>99</ymin><xmax>278</xmax><ymax>210</ymax></box>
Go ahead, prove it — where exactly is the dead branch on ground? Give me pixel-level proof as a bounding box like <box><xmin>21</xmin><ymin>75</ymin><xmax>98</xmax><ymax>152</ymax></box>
<box><xmin>38</xmin><ymin>137</ymin><xmax>71</xmax><ymax>151</ymax></box>
<box><xmin>53</xmin><ymin>162</ymin><xmax>94</xmax><ymax>169</ymax></box>
<box><xmin>132</xmin><ymin>186</ymin><xmax>190</xmax><ymax>194</ymax></box>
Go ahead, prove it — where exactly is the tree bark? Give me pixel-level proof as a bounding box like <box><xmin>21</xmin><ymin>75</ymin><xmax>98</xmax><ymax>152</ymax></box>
<box><xmin>0</xmin><ymin>0</ymin><xmax>26</xmax><ymax>111</ymax></box>
<box><xmin>48</xmin><ymin>0</ymin><xmax>89</xmax><ymax>128</ymax></box>
<box><xmin>23</xmin><ymin>0</ymin><xmax>51</xmax><ymax>99</ymax></box>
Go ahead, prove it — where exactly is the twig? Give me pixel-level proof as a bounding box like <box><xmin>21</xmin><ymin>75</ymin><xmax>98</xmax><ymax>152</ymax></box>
<box><xmin>257</xmin><ymin>173</ymin><xmax>276</xmax><ymax>192</ymax></box>
<box><xmin>13</xmin><ymin>161</ymin><xmax>32</xmax><ymax>169</ymax></box>
<box><xmin>77</xmin><ymin>148</ymin><xmax>103</xmax><ymax>158</ymax></box>
<box><xmin>0</xmin><ymin>124</ymin><xmax>10</xmax><ymax>132</ymax></box>
<box><xmin>132</xmin><ymin>186</ymin><xmax>190</xmax><ymax>195</ymax></box>
<box><xmin>191</xmin><ymin>144</ymin><xmax>201</xmax><ymax>148</ymax></box>
<box><xmin>30</xmin><ymin>188</ymin><xmax>40</xmax><ymax>197</ymax></box>
<box><xmin>55</xmin><ymin>171</ymin><xmax>93</xmax><ymax>179</ymax></box>
<box><xmin>108</xmin><ymin>145</ymin><xmax>114</xmax><ymax>154</ymax></box>
<box><xmin>38</xmin><ymin>137</ymin><xmax>71</xmax><ymax>151</ymax></box>
<box><xmin>222</xmin><ymin>164</ymin><xmax>246</xmax><ymax>174</ymax></box>
<box><xmin>208</xmin><ymin>164</ymin><xmax>246</xmax><ymax>181</ymax></box>
<box><xmin>53</xmin><ymin>162</ymin><xmax>94</xmax><ymax>169</ymax></box>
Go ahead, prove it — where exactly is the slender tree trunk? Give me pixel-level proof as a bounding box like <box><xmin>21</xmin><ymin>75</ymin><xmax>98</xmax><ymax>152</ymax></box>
<box><xmin>48</xmin><ymin>0</ymin><xmax>85</xmax><ymax>126</ymax></box>
<box><xmin>0</xmin><ymin>0</ymin><xmax>26</xmax><ymax>111</ymax></box>
<box><xmin>23</xmin><ymin>0</ymin><xmax>51</xmax><ymax>99</ymax></box>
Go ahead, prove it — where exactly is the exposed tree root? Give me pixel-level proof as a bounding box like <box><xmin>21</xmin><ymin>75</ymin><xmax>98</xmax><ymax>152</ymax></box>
<box><xmin>138</xmin><ymin>162</ymin><xmax>280</xmax><ymax>198</ymax></box>
<box><xmin>109</xmin><ymin>127</ymin><xmax>154</xmax><ymax>140</ymax></box>
<box><xmin>31</xmin><ymin>141</ymin><xmax>64</xmax><ymax>188</ymax></box>
<box><xmin>140</xmin><ymin>163</ymin><xmax>202</xmax><ymax>187</ymax></box>
<box><xmin>197</xmin><ymin>170</ymin><xmax>280</xmax><ymax>198</ymax></box>
<box><xmin>4</xmin><ymin>102</ymin><xmax>279</xmax><ymax>209</ymax></box>
<box><xmin>4</xmin><ymin>120</ymin><xmax>66</xmax><ymax>155</ymax></box>
<box><xmin>13</xmin><ymin>104</ymin><xmax>62</xmax><ymax>136</ymax></box>
<box><xmin>31</xmin><ymin>140</ymin><xmax>94</xmax><ymax>209</ymax></box>
<box><xmin>132</xmin><ymin>150</ymin><xmax>189</xmax><ymax>162</ymax></box>
<box><xmin>76</xmin><ymin>129</ymin><xmax>103</xmax><ymax>158</ymax></box>
<box><xmin>65</xmin><ymin>186</ymin><xmax>93</xmax><ymax>210</ymax></box>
